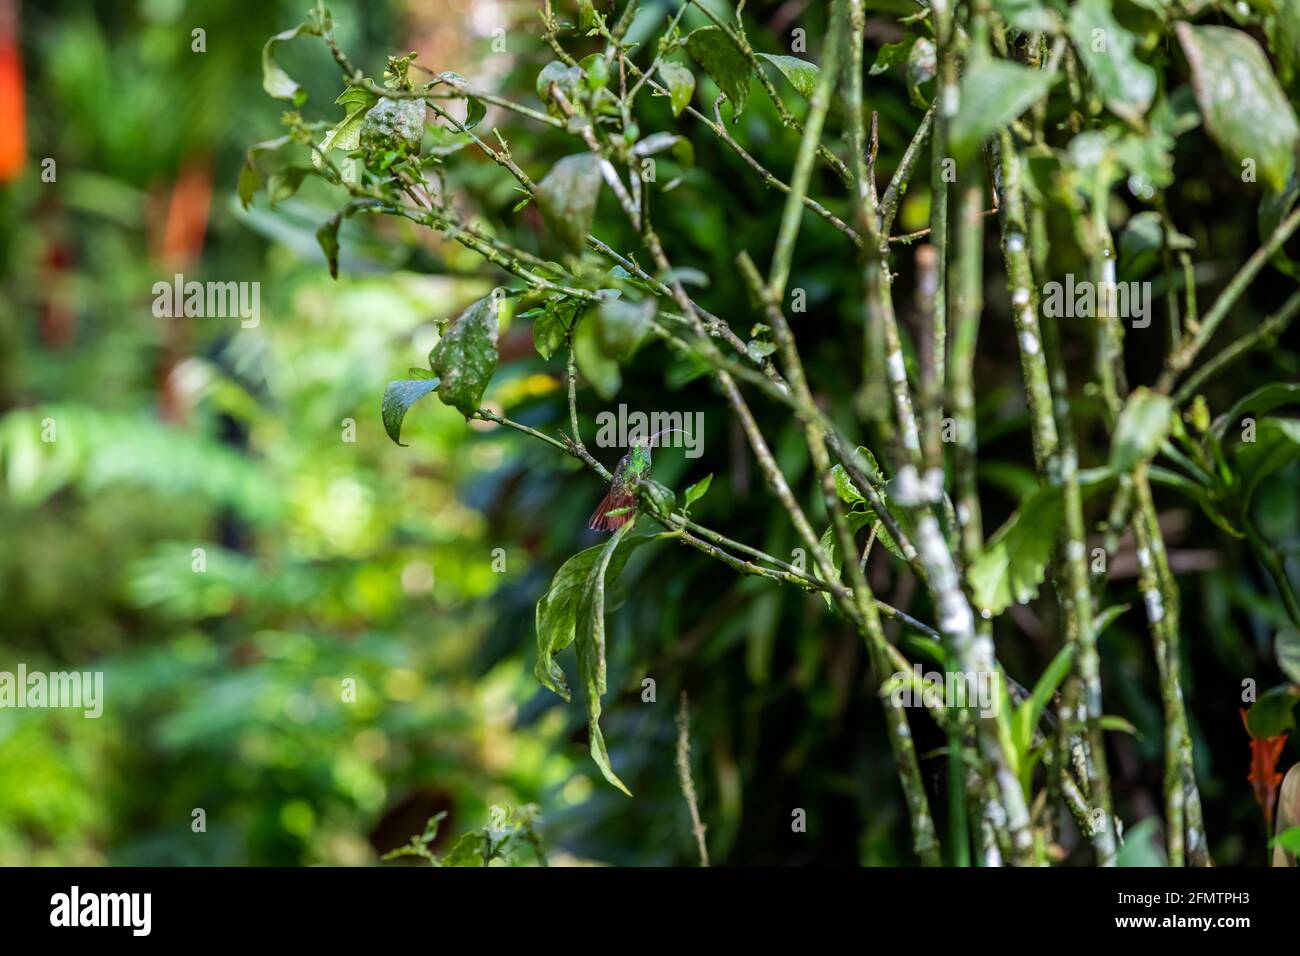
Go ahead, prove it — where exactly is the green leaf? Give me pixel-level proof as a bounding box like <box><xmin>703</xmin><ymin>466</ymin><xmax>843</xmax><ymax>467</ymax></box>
<box><xmin>237</xmin><ymin>163</ymin><xmax>264</xmax><ymax>210</ymax></box>
<box><xmin>1116</xmin><ymin>819</ymin><xmax>1166</xmax><ymax>867</ymax></box>
<box><xmin>1176</xmin><ymin>23</ymin><xmax>1300</xmax><ymax>195</ymax></box>
<box><xmin>314</xmin><ymin>87</ymin><xmax>379</xmax><ymax>169</ymax></box>
<box><xmin>238</xmin><ymin>135</ymin><xmax>291</xmax><ymax>209</ymax></box>
<box><xmin>756</xmin><ymin>52</ymin><xmax>819</xmax><ymax>99</ymax></box>
<box><xmin>1212</xmin><ymin>382</ymin><xmax>1300</xmax><ymax>439</ymax></box>
<box><xmin>831</xmin><ymin>462</ymin><xmax>866</xmax><ymax>507</ymax></box>
<box><xmin>869</xmin><ymin>37</ymin><xmax>916</xmax><ymax>77</ymax></box>
<box><xmin>535</xmin><ymin>153</ymin><xmax>603</xmax><ymax>255</ymax></box>
<box><xmin>1246</xmin><ymin>684</ymin><xmax>1300</xmax><ymax>738</ymax></box>
<box><xmin>537</xmin><ymin>60</ymin><xmax>583</xmax><ymax>117</ymax></box>
<box><xmin>1274</xmin><ymin>826</ymin><xmax>1300</xmax><ymax>855</ymax></box>
<box><xmin>1109</xmin><ymin>387</ymin><xmax>1174</xmax><ymax>473</ymax></box>
<box><xmin>317</xmin><ymin>213</ymin><xmax>342</xmax><ymax>280</ymax></box>
<box><xmin>429</xmin><ymin>294</ymin><xmax>501</xmax><ymax>417</ymax></box>
<box><xmin>1093</xmin><ymin>603</ymin><xmax>1130</xmax><ymax>637</ymax></box>
<box><xmin>531</xmin><ymin>297</ymin><xmax>577</xmax><ymax>361</ymax></box>
<box><xmin>262</xmin><ymin>23</ymin><xmax>319</xmax><ymax>103</ymax></box>
<box><xmin>684</xmin><ymin>26</ymin><xmax>752</xmax><ymax>117</ymax></box>
<box><xmin>594</xmin><ymin>297</ymin><xmax>654</xmax><ymax>362</ymax></box>
<box><xmin>635</xmin><ymin>479</ymin><xmax>676</xmax><ymax>523</ymax></box>
<box><xmin>826</xmin><ymin>450</ymin><xmax>905</xmax><ymax>562</ymax></box>
<box><xmin>575</xmin><ymin>523</ymin><xmax>638</xmax><ymax>795</ymax></box>
<box><xmin>464</xmin><ymin>95</ymin><xmax>487</xmax><ymax>130</ymax></box>
<box><xmin>968</xmin><ymin>483</ymin><xmax>1064</xmax><ymax>615</ymax></box>
<box><xmin>683</xmin><ymin>473</ymin><xmax>713</xmax><ymax>508</ymax></box>
<box><xmin>381</xmin><ymin>379</ymin><xmax>440</xmax><ymax>447</ymax></box>
<box><xmin>1231</xmin><ymin>418</ymin><xmax>1300</xmax><ymax>505</ymax></box>
<box><xmin>1100</xmin><ymin>715</ymin><xmax>1140</xmax><ymax>737</ymax></box>
<box><xmin>574</xmin><ymin>316</ymin><xmax>621</xmax><ymax>399</ymax></box>
<box><xmin>1068</xmin><ymin>0</ymin><xmax>1157</xmax><ymax>124</ymax></box>
<box><xmin>949</xmin><ymin>59</ymin><xmax>1055</xmax><ymax>161</ymax></box>
<box><xmin>1276</xmin><ymin>629</ymin><xmax>1300</xmax><ymax>685</ymax></box>
<box><xmin>815</xmin><ymin>510</ymin><xmax>876</xmax><ymax>600</ymax></box>
<box><xmin>906</xmin><ymin>37</ymin><xmax>937</xmax><ymax>109</ymax></box>
<box><xmin>1269</xmin><ymin>4</ymin><xmax>1300</xmax><ymax>92</ymax></box>
<box><xmin>1260</xmin><ymin>166</ymin><xmax>1300</xmax><ymax>279</ymax></box>
<box><xmin>658</xmin><ymin>60</ymin><xmax>696</xmax><ymax>117</ymax></box>
<box><xmin>580</xmin><ymin>53</ymin><xmax>609</xmax><ymax>93</ymax></box>
<box><xmin>1015</xmin><ymin>644</ymin><xmax>1075</xmax><ymax>756</ymax></box>
<box><xmin>266</xmin><ymin>166</ymin><xmax>313</xmax><ymax>206</ymax></box>
<box><xmin>535</xmin><ymin>531</ymin><xmax>650</xmax><ymax>702</ymax></box>
<box><xmin>993</xmin><ymin>0</ymin><xmax>1060</xmax><ymax>34</ymax></box>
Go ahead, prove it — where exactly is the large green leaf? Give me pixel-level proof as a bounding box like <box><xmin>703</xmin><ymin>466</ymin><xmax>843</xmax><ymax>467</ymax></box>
<box><xmin>968</xmin><ymin>483</ymin><xmax>1064</xmax><ymax>614</ymax></box>
<box><xmin>574</xmin><ymin>524</ymin><xmax>641</xmax><ymax>795</ymax></box>
<box><xmin>684</xmin><ymin>26</ymin><xmax>752</xmax><ymax>117</ymax></box>
<box><xmin>534</xmin><ymin>532</ymin><xmax>651</xmax><ymax>701</ymax></box>
<box><xmin>1177</xmin><ymin>23</ymin><xmax>1300</xmax><ymax>194</ymax></box>
<box><xmin>756</xmin><ymin>52</ymin><xmax>819</xmax><ymax>100</ymax></box>
<box><xmin>1110</xmin><ymin>387</ymin><xmax>1174</xmax><ymax>473</ymax></box>
<box><xmin>381</xmin><ymin>379</ymin><xmax>440</xmax><ymax>446</ymax></box>
<box><xmin>949</xmin><ymin>59</ymin><xmax>1055</xmax><ymax>161</ymax></box>
<box><xmin>429</xmin><ymin>294</ymin><xmax>500</xmax><ymax>417</ymax></box>
<box><xmin>535</xmin><ymin>153</ymin><xmax>603</xmax><ymax>255</ymax></box>
<box><xmin>1068</xmin><ymin>0</ymin><xmax>1156</xmax><ymax>124</ymax></box>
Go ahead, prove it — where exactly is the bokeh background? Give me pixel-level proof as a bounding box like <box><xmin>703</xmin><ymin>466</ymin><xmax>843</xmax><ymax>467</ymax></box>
<box><xmin>2</xmin><ymin>0</ymin><xmax>1298</xmax><ymax>866</ymax></box>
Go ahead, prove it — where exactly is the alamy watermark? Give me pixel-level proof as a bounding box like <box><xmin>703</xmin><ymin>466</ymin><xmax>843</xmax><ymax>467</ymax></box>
<box><xmin>1041</xmin><ymin>272</ymin><xmax>1151</xmax><ymax>329</ymax></box>
<box><xmin>50</xmin><ymin>886</ymin><xmax>150</xmax><ymax>936</ymax></box>
<box><xmin>152</xmin><ymin>273</ymin><xmax>260</xmax><ymax>328</ymax></box>
<box><xmin>888</xmin><ymin>665</ymin><xmax>1000</xmax><ymax>718</ymax></box>
<box><xmin>0</xmin><ymin>664</ymin><xmax>103</xmax><ymax>718</ymax></box>
<box><xmin>594</xmin><ymin>404</ymin><xmax>704</xmax><ymax>459</ymax></box>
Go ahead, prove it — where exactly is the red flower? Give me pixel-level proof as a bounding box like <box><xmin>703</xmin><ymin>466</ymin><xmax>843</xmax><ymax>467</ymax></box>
<box><xmin>1241</xmin><ymin>709</ymin><xmax>1288</xmax><ymax>827</ymax></box>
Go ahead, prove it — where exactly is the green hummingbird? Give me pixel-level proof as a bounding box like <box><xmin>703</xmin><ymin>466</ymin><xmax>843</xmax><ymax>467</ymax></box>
<box><xmin>589</xmin><ymin>428</ymin><xmax>692</xmax><ymax>532</ymax></box>
<box><xmin>588</xmin><ymin>441</ymin><xmax>652</xmax><ymax>532</ymax></box>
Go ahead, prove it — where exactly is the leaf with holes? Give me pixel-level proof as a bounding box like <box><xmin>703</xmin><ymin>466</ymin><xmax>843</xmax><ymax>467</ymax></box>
<box><xmin>429</xmin><ymin>294</ymin><xmax>500</xmax><ymax>417</ymax></box>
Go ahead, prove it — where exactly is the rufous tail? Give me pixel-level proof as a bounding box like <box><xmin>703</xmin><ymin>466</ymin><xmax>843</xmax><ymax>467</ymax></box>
<box><xmin>588</xmin><ymin>491</ymin><xmax>635</xmax><ymax>532</ymax></box>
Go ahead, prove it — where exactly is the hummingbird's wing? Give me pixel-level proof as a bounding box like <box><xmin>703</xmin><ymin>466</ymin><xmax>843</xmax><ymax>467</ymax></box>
<box><xmin>589</xmin><ymin>486</ymin><xmax>636</xmax><ymax>532</ymax></box>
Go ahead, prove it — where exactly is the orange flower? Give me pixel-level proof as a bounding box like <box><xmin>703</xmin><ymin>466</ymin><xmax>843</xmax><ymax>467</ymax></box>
<box><xmin>1241</xmin><ymin>708</ymin><xmax>1288</xmax><ymax>827</ymax></box>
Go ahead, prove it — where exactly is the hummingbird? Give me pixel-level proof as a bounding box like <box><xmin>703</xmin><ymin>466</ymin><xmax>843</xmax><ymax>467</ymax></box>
<box><xmin>589</xmin><ymin>428</ymin><xmax>693</xmax><ymax>532</ymax></box>
<box><xmin>588</xmin><ymin>441</ymin><xmax>652</xmax><ymax>532</ymax></box>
